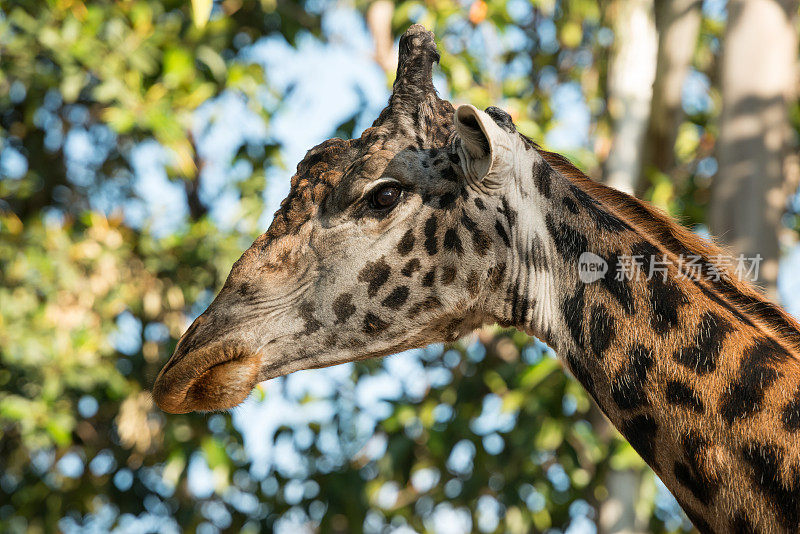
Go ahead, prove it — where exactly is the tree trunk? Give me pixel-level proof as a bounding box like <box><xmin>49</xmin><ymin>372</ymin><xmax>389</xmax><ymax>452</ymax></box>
<box><xmin>366</xmin><ymin>0</ymin><xmax>396</xmax><ymax>75</ymax></box>
<box><xmin>604</xmin><ymin>0</ymin><xmax>658</xmax><ymax>195</ymax></box>
<box><xmin>185</xmin><ymin>133</ymin><xmax>208</xmax><ymax>221</ymax></box>
<box><xmin>637</xmin><ymin>0</ymin><xmax>703</xmax><ymax>197</ymax></box>
<box><xmin>589</xmin><ymin>408</ymin><xmax>648</xmax><ymax>534</ymax></box>
<box><xmin>600</xmin><ymin>2</ymin><xmax>659</xmax><ymax>530</ymax></box>
<box><xmin>710</xmin><ymin>0</ymin><xmax>799</xmax><ymax>299</ymax></box>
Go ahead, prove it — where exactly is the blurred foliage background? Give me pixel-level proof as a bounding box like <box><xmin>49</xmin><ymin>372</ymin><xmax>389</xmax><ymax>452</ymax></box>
<box><xmin>1</xmin><ymin>0</ymin><xmax>799</xmax><ymax>533</ymax></box>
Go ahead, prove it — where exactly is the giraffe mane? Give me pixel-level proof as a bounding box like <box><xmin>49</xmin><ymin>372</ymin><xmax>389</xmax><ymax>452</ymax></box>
<box><xmin>537</xmin><ymin>148</ymin><xmax>800</xmax><ymax>356</ymax></box>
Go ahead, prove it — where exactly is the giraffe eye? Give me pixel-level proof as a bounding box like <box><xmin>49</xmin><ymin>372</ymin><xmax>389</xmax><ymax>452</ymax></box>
<box><xmin>369</xmin><ymin>184</ymin><xmax>402</xmax><ymax>210</ymax></box>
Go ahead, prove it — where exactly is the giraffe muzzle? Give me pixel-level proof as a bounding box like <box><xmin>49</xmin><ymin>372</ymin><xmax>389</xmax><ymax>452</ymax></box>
<box><xmin>152</xmin><ymin>315</ymin><xmax>263</xmax><ymax>413</ymax></box>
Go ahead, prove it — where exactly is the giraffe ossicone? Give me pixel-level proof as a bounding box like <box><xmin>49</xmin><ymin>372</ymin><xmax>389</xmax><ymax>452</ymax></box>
<box><xmin>153</xmin><ymin>25</ymin><xmax>800</xmax><ymax>533</ymax></box>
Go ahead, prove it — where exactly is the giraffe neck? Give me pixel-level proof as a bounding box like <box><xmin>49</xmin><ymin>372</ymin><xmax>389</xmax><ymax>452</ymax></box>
<box><xmin>492</xmin><ymin>149</ymin><xmax>800</xmax><ymax>533</ymax></box>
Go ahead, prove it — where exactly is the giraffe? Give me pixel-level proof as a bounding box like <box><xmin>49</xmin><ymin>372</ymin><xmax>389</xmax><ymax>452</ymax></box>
<box><xmin>153</xmin><ymin>25</ymin><xmax>800</xmax><ymax>533</ymax></box>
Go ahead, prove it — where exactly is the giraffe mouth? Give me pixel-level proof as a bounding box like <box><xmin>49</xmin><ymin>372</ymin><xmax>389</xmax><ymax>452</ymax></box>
<box><xmin>152</xmin><ymin>343</ymin><xmax>263</xmax><ymax>414</ymax></box>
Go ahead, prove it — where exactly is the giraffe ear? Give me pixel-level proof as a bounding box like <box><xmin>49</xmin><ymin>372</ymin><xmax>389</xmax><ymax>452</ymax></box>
<box><xmin>454</xmin><ymin>105</ymin><xmax>513</xmax><ymax>190</ymax></box>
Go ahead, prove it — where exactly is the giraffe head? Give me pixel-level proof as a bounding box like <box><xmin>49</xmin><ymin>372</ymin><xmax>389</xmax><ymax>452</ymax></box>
<box><xmin>153</xmin><ymin>25</ymin><xmax>530</xmax><ymax>413</ymax></box>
